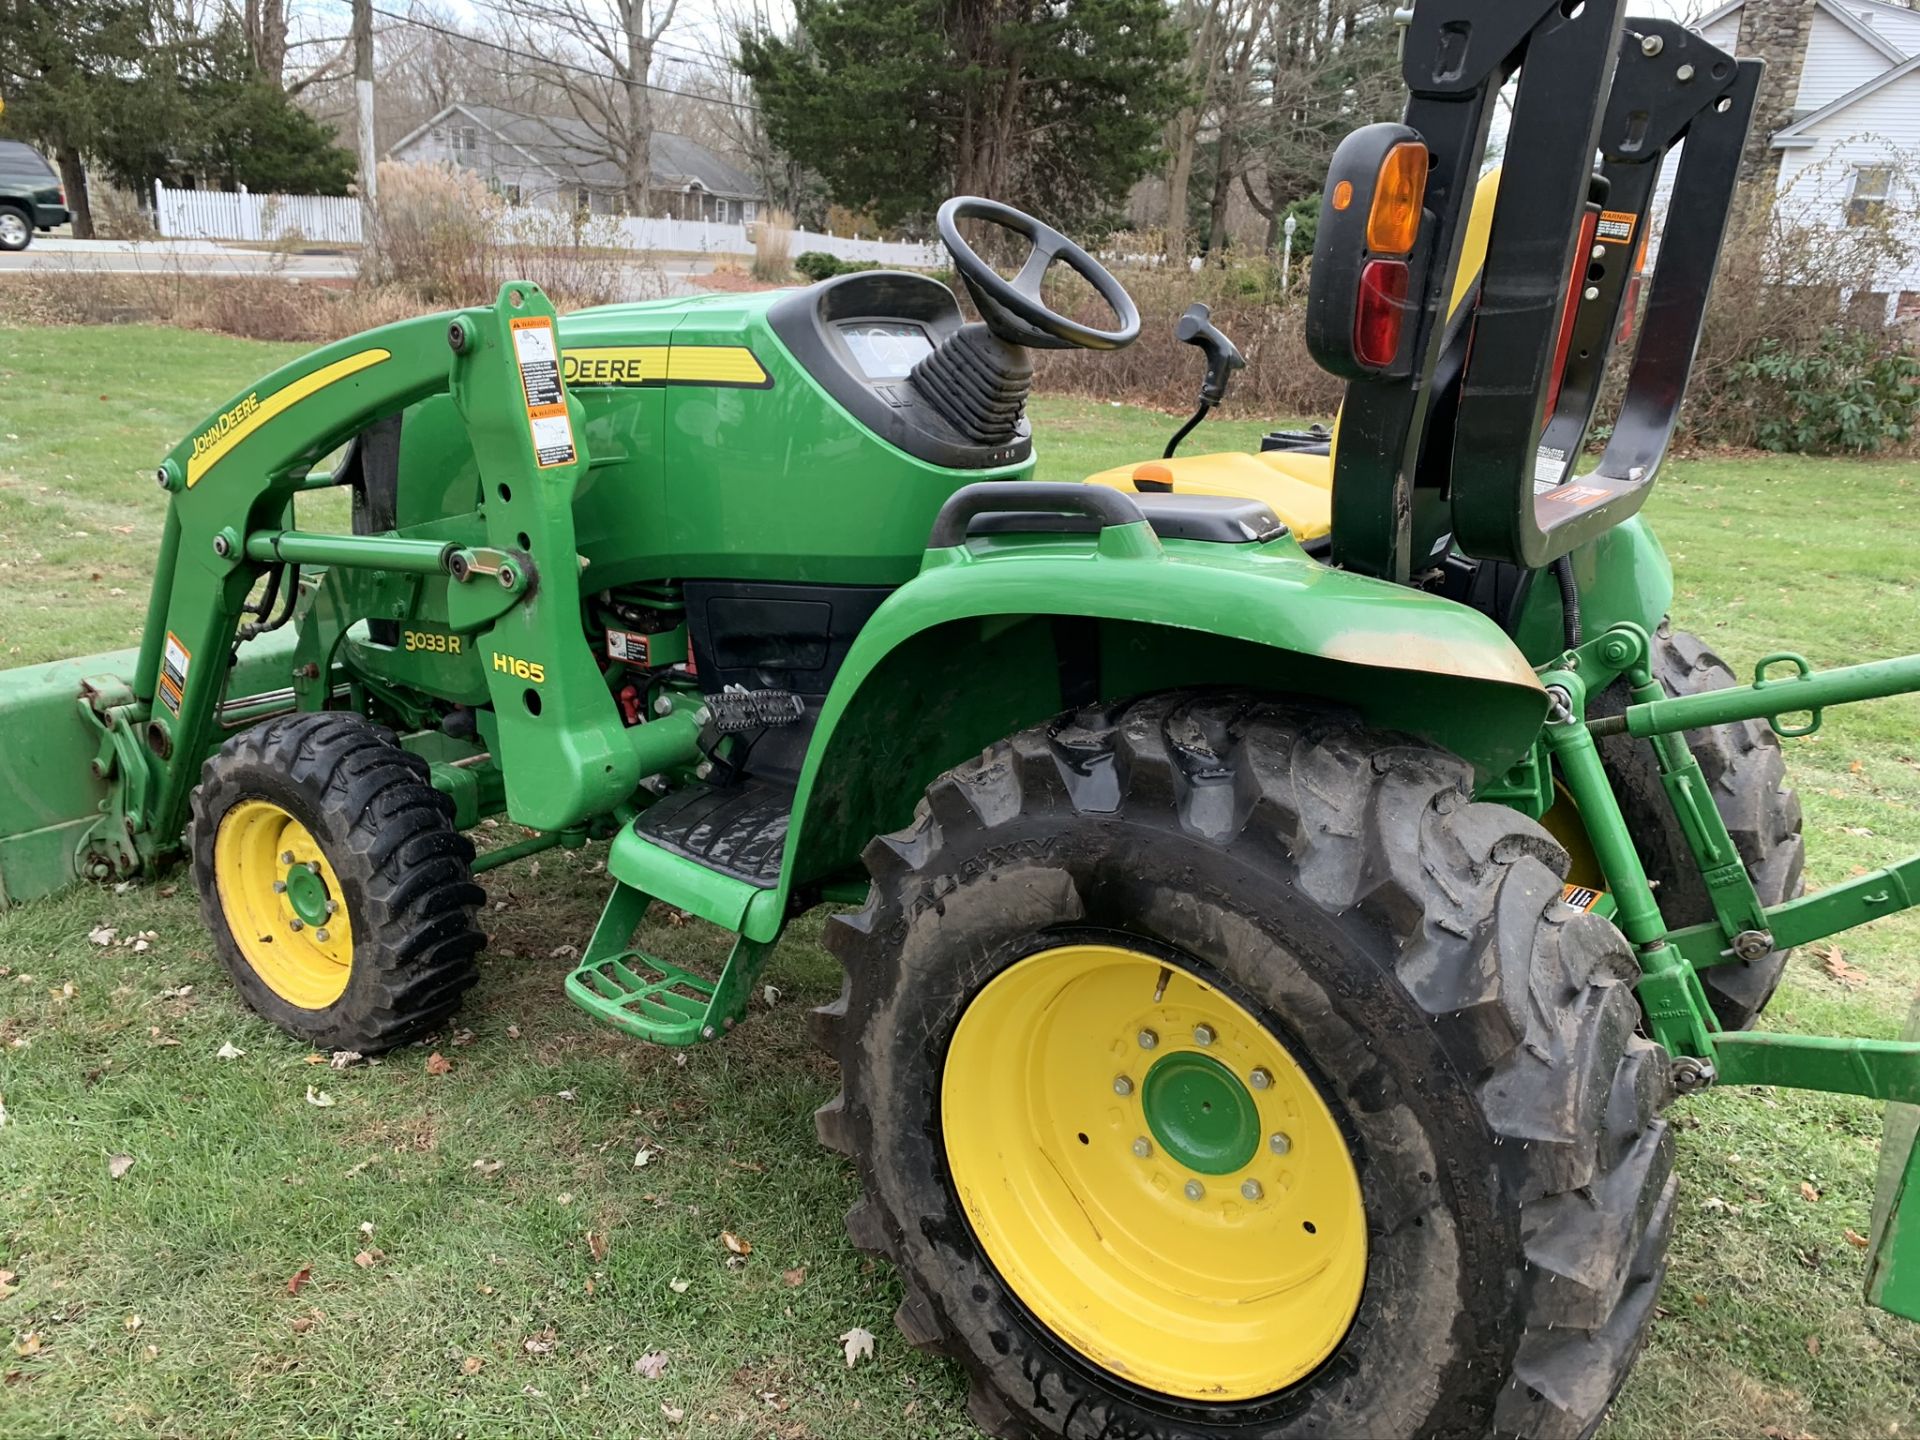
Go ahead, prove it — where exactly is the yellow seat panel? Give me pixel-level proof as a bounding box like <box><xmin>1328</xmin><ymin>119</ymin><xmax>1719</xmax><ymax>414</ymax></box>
<box><xmin>1084</xmin><ymin>449</ymin><xmax>1335</xmax><ymax>540</ymax></box>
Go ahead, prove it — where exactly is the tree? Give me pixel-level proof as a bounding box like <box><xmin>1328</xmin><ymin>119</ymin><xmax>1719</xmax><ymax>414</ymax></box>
<box><xmin>0</xmin><ymin>0</ymin><xmax>151</xmax><ymax>236</ymax></box>
<box><xmin>492</xmin><ymin>0</ymin><xmax>684</xmax><ymax>213</ymax></box>
<box><xmin>169</xmin><ymin>21</ymin><xmax>356</xmax><ymax>193</ymax></box>
<box><xmin>739</xmin><ymin>0</ymin><xmax>1189</xmax><ymax>232</ymax></box>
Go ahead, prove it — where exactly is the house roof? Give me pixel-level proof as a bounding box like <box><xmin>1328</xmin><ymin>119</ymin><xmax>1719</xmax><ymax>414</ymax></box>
<box><xmin>391</xmin><ymin>102</ymin><xmax>762</xmax><ymax>198</ymax></box>
<box><xmin>1771</xmin><ymin>48</ymin><xmax>1920</xmax><ymax>144</ymax></box>
<box><xmin>1694</xmin><ymin>0</ymin><xmax>1911</xmax><ymax>64</ymax></box>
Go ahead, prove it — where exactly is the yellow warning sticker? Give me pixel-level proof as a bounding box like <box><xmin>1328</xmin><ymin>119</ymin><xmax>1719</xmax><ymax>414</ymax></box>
<box><xmin>158</xmin><ymin>631</ymin><xmax>191</xmax><ymax>715</ymax></box>
<box><xmin>511</xmin><ymin>315</ymin><xmax>576</xmax><ymax>469</ymax></box>
<box><xmin>1596</xmin><ymin>210</ymin><xmax>1637</xmax><ymax>245</ymax></box>
<box><xmin>1560</xmin><ymin>883</ymin><xmax>1605</xmax><ymax>912</ymax></box>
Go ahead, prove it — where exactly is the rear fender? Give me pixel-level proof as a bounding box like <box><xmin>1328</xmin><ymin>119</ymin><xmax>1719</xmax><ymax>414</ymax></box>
<box><xmin>759</xmin><ymin>535</ymin><xmax>1547</xmax><ymax>933</ymax></box>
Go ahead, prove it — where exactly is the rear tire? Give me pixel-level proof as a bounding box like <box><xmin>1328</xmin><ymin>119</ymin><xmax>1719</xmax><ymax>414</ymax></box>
<box><xmin>0</xmin><ymin>208</ymin><xmax>30</xmax><ymax>252</ymax></box>
<box><xmin>1594</xmin><ymin>622</ymin><xmax>1805</xmax><ymax>1029</ymax></box>
<box><xmin>189</xmin><ymin>712</ymin><xmax>485</xmax><ymax>1053</ymax></box>
<box><xmin>819</xmin><ymin>693</ymin><xmax>1677</xmax><ymax>1440</ymax></box>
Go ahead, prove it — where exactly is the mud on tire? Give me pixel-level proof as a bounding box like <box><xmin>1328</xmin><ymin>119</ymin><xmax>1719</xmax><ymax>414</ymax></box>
<box><xmin>815</xmin><ymin>693</ymin><xmax>1677</xmax><ymax>1440</ymax></box>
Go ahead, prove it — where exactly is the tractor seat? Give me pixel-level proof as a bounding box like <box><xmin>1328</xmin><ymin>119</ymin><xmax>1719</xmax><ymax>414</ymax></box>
<box><xmin>1083</xmin><ymin>449</ymin><xmax>1334</xmax><ymax>541</ymax></box>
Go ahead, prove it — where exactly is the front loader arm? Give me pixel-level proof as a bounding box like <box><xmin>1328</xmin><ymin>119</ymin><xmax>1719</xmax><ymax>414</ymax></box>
<box><xmin>117</xmin><ymin>284</ymin><xmax>637</xmax><ymax>881</ymax></box>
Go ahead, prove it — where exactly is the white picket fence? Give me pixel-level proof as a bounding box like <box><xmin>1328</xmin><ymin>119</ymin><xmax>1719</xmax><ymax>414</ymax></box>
<box><xmin>154</xmin><ymin>180</ymin><xmax>362</xmax><ymax>244</ymax></box>
<box><xmin>153</xmin><ymin>179</ymin><xmax>943</xmax><ymax>266</ymax></box>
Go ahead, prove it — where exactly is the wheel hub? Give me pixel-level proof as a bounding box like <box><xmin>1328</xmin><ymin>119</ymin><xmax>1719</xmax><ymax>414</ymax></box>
<box><xmin>283</xmin><ymin>861</ymin><xmax>332</xmax><ymax>928</ymax></box>
<box><xmin>1140</xmin><ymin>1050</ymin><xmax>1260</xmax><ymax>1175</ymax></box>
<box><xmin>212</xmin><ymin>800</ymin><xmax>354</xmax><ymax>1010</ymax></box>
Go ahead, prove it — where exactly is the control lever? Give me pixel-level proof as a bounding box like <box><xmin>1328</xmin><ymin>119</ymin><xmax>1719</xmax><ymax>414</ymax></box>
<box><xmin>1164</xmin><ymin>302</ymin><xmax>1246</xmax><ymax>459</ymax></box>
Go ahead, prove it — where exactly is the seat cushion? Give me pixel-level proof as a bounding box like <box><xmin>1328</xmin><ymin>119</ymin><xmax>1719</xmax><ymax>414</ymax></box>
<box><xmin>1084</xmin><ymin>449</ymin><xmax>1334</xmax><ymax>540</ymax></box>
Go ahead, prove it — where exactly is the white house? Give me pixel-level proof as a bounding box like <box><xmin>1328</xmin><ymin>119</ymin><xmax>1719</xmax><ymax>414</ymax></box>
<box><xmin>1695</xmin><ymin>0</ymin><xmax>1920</xmax><ymax>321</ymax></box>
<box><xmin>388</xmin><ymin>103</ymin><xmax>766</xmax><ymax>223</ymax></box>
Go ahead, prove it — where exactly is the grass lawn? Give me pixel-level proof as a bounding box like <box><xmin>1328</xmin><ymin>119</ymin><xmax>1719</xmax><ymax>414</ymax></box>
<box><xmin>1</xmin><ymin>323</ymin><xmax>1916</xmax><ymax>1439</ymax></box>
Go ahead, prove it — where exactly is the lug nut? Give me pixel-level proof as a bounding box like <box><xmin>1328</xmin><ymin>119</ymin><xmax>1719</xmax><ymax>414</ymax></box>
<box><xmin>324</xmin><ymin>900</ymin><xmax>337</xmax><ymax>916</ymax></box>
<box><xmin>282</xmin><ymin>851</ymin><xmax>295</xmax><ymax>865</ymax></box>
<box><xmin>1269</xmin><ymin>1132</ymin><xmax>1292</xmax><ymax>1156</ymax></box>
<box><xmin>314</xmin><ymin>928</ymin><xmax>329</xmax><ymax>943</ymax></box>
<box><xmin>1132</xmin><ymin>1137</ymin><xmax>1152</xmax><ymax>1159</ymax></box>
<box><xmin>1113</xmin><ymin>1075</ymin><xmax>1134</xmax><ymax>1097</ymax></box>
<box><xmin>1192</xmin><ymin>1023</ymin><xmax>1215</xmax><ymax>1047</ymax></box>
<box><xmin>307</xmin><ymin>861</ymin><xmax>322</xmax><ymax>875</ymax></box>
<box><xmin>1249</xmin><ymin>1067</ymin><xmax>1272</xmax><ymax>1090</ymax></box>
<box><xmin>272</xmin><ymin>880</ymin><xmax>287</xmax><ymax>894</ymax></box>
<box><xmin>1137</xmin><ymin>1028</ymin><xmax>1158</xmax><ymax>1051</ymax></box>
<box><xmin>1183</xmin><ymin>1180</ymin><xmax>1205</xmax><ymax>1202</ymax></box>
<box><xmin>288</xmin><ymin>917</ymin><xmax>303</xmax><ymax>931</ymax></box>
<box><xmin>1241</xmin><ymin>1179</ymin><xmax>1264</xmax><ymax>1202</ymax></box>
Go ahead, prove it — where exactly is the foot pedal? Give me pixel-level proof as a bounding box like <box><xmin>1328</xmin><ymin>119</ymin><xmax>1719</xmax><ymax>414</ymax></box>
<box><xmin>707</xmin><ymin>686</ymin><xmax>805</xmax><ymax>733</ymax></box>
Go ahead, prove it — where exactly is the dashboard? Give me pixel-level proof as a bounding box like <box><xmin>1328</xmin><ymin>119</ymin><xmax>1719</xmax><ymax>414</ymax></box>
<box><xmin>767</xmin><ymin>271</ymin><xmax>1031</xmax><ymax>469</ymax></box>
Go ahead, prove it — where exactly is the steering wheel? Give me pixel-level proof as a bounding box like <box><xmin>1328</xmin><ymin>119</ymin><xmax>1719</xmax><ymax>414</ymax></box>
<box><xmin>936</xmin><ymin>196</ymin><xmax>1141</xmax><ymax>352</ymax></box>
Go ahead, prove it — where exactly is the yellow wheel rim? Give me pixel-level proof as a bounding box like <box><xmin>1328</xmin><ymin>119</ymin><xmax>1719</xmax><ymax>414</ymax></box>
<box><xmin>942</xmin><ymin>943</ymin><xmax>1367</xmax><ymax>1402</ymax></box>
<box><xmin>212</xmin><ymin>800</ymin><xmax>354</xmax><ymax>1010</ymax></box>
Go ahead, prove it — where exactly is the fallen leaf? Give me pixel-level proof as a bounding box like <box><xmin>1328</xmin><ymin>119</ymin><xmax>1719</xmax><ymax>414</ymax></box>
<box><xmin>215</xmin><ymin>1042</ymin><xmax>246</xmax><ymax>1060</ymax></box>
<box><xmin>123</xmin><ymin>1315</ymin><xmax>141</xmax><ymax>1333</ymax></box>
<box><xmin>548</xmin><ymin>944</ymin><xmax>578</xmax><ymax>961</ymax></box>
<box><xmin>87</xmin><ymin>926</ymin><xmax>116</xmax><ymax>946</ymax></box>
<box><xmin>12</xmin><ymin>1334</ymin><xmax>41</xmax><ymax>1358</ymax></box>
<box><xmin>286</xmin><ymin>1266</ymin><xmax>312</xmax><ymax>1295</ymax></box>
<box><xmin>634</xmin><ymin>1147</ymin><xmax>655</xmax><ymax>1168</ymax></box>
<box><xmin>1844</xmin><ymin>1227</ymin><xmax>1871</xmax><ymax>1249</ymax></box>
<box><xmin>1805</xmin><ymin>1334</ymin><xmax>1820</xmax><ymax>1357</ymax></box>
<box><xmin>352</xmin><ymin>1249</ymin><xmax>384</xmax><ymax>1268</ymax></box>
<box><xmin>586</xmin><ymin>1231</ymin><xmax>608</xmax><ymax>1262</ymax></box>
<box><xmin>471</xmin><ymin>1159</ymin><xmax>503</xmax><ymax>1177</ymax></box>
<box><xmin>839</xmin><ymin>1326</ymin><xmax>875</xmax><ymax>1369</ymax></box>
<box><xmin>556</xmin><ymin>1089</ymin><xmax>577</xmax><ymax>1101</ymax></box>
<box><xmin>0</xmin><ymin>1270</ymin><xmax>17</xmax><ymax>1301</ymax></box>
<box><xmin>424</xmin><ymin>1052</ymin><xmax>453</xmax><ymax>1077</ymax></box>
<box><xmin>668</xmin><ymin>1278</ymin><xmax>690</xmax><ymax>1295</ymax></box>
<box><xmin>289</xmin><ymin>1315</ymin><xmax>316</xmax><ymax>1335</ymax></box>
<box><xmin>1799</xmin><ymin>1181</ymin><xmax>1821</xmax><ymax>1203</ymax></box>
<box><xmin>304</xmin><ymin>1086</ymin><xmax>335</xmax><ymax>1108</ymax></box>
<box><xmin>523</xmin><ymin>1328</ymin><xmax>556</xmax><ymax>1355</ymax></box>
<box><xmin>460</xmin><ymin>1355</ymin><xmax>483</xmax><ymax>1375</ymax></box>
<box><xmin>720</xmin><ymin>1231</ymin><xmax>752</xmax><ymax>1257</ymax></box>
<box><xmin>358</xmin><ymin>1221</ymin><xmax>375</xmax><ymax>1236</ymax></box>
<box><xmin>1819</xmin><ymin>946</ymin><xmax>1866</xmax><ymax>986</ymax></box>
<box><xmin>782</xmin><ymin>1267</ymin><xmax>807</xmax><ymax>1288</ymax></box>
<box><xmin>762</xmin><ymin>984</ymin><xmax>780</xmax><ymax>1008</ymax></box>
<box><xmin>506</xmin><ymin>1025</ymin><xmax>521</xmax><ymax>1040</ymax></box>
<box><xmin>660</xmin><ymin>1402</ymin><xmax>685</xmax><ymax>1423</ymax></box>
<box><xmin>557</xmin><ymin>1192</ymin><xmax>574</xmax><ymax>1206</ymax></box>
<box><xmin>449</xmin><ymin>1030</ymin><xmax>476</xmax><ymax>1047</ymax></box>
<box><xmin>107</xmin><ymin>1153</ymin><xmax>135</xmax><ymax>1180</ymax></box>
<box><xmin>330</xmin><ymin>1051</ymin><xmax>363</xmax><ymax>1070</ymax></box>
<box><xmin>633</xmin><ymin>1350</ymin><xmax>669</xmax><ymax>1379</ymax></box>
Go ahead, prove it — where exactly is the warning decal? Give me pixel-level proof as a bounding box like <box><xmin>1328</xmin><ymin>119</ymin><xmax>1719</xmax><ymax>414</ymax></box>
<box><xmin>159</xmin><ymin>631</ymin><xmax>191</xmax><ymax>715</ymax></box>
<box><xmin>607</xmin><ymin>629</ymin><xmax>651</xmax><ymax>665</ymax></box>
<box><xmin>1596</xmin><ymin>210</ymin><xmax>1637</xmax><ymax>245</ymax></box>
<box><xmin>511</xmin><ymin>315</ymin><xmax>577</xmax><ymax>469</ymax></box>
<box><xmin>1560</xmin><ymin>884</ymin><xmax>1605</xmax><ymax>913</ymax></box>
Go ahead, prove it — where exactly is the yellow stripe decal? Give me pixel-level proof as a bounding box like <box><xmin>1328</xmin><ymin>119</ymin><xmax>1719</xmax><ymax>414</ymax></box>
<box><xmin>666</xmin><ymin>345</ymin><xmax>769</xmax><ymax>387</ymax></box>
<box><xmin>186</xmin><ymin>348</ymin><xmax>391</xmax><ymax>487</ymax></box>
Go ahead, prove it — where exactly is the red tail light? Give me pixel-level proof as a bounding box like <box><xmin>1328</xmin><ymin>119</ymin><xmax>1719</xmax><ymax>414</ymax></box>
<box><xmin>1354</xmin><ymin>259</ymin><xmax>1410</xmax><ymax>369</ymax></box>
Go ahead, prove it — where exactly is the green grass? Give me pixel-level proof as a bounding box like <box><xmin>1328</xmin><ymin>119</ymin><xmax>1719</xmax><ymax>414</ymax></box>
<box><xmin>0</xmin><ymin>324</ymin><xmax>1916</xmax><ymax>1439</ymax></box>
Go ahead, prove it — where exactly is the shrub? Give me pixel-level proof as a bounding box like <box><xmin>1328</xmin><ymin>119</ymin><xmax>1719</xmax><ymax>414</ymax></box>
<box><xmin>1727</xmin><ymin>328</ymin><xmax>1919</xmax><ymax>454</ymax></box>
<box><xmin>751</xmin><ymin>207</ymin><xmax>794</xmax><ymax>282</ymax></box>
<box><xmin>794</xmin><ymin>251</ymin><xmax>880</xmax><ymax>283</ymax></box>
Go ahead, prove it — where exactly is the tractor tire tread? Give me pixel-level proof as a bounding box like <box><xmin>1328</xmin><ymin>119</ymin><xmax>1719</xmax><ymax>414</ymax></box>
<box><xmin>189</xmin><ymin>711</ymin><xmax>485</xmax><ymax>1053</ymax></box>
<box><xmin>819</xmin><ymin>693</ymin><xmax>1673</xmax><ymax>1440</ymax></box>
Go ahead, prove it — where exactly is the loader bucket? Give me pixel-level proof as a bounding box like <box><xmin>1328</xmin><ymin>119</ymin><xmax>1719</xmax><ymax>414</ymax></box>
<box><xmin>0</xmin><ymin>648</ymin><xmax>132</xmax><ymax>905</ymax></box>
<box><xmin>1869</xmin><ymin>993</ymin><xmax>1920</xmax><ymax>1321</ymax></box>
<box><xmin>0</xmin><ymin>630</ymin><xmax>306</xmax><ymax>906</ymax></box>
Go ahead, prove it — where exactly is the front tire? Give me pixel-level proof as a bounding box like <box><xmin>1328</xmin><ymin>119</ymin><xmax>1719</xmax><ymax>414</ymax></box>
<box><xmin>819</xmin><ymin>694</ymin><xmax>1677</xmax><ymax>1440</ymax></box>
<box><xmin>189</xmin><ymin>712</ymin><xmax>486</xmax><ymax>1053</ymax></box>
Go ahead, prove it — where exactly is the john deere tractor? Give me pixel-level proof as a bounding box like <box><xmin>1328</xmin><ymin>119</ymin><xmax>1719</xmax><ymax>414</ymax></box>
<box><xmin>2</xmin><ymin>1</ymin><xmax>1915</xmax><ymax>1434</ymax></box>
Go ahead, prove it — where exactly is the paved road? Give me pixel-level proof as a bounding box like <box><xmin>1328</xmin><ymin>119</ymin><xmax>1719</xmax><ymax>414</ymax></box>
<box><xmin>0</xmin><ymin>237</ymin><xmax>716</xmax><ymax>297</ymax></box>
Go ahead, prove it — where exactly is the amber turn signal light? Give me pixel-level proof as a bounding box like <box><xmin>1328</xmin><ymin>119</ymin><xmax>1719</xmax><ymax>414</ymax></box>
<box><xmin>1365</xmin><ymin>143</ymin><xmax>1428</xmax><ymax>256</ymax></box>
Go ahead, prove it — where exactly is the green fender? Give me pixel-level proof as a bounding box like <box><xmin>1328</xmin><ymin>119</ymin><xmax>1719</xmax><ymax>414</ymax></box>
<box><xmin>744</xmin><ymin>522</ymin><xmax>1550</xmax><ymax>937</ymax></box>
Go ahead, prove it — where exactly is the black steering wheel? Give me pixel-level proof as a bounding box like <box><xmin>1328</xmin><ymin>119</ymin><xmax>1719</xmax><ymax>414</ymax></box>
<box><xmin>936</xmin><ymin>196</ymin><xmax>1141</xmax><ymax>352</ymax></box>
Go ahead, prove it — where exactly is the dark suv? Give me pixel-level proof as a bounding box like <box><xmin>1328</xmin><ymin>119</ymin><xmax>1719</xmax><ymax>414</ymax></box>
<box><xmin>0</xmin><ymin>140</ymin><xmax>70</xmax><ymax>251</ymax></box>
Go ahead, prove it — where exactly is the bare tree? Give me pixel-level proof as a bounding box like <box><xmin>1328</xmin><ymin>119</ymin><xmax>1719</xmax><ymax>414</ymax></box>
<box><xmin>494</xmin><ymin>0</ymin><xmax>684</xmax><ymax>212</ymax></box>
<box><xmin>222</xmin><ymin>0</ymin><xmax>349</xmax><ymax>94</ymax></box>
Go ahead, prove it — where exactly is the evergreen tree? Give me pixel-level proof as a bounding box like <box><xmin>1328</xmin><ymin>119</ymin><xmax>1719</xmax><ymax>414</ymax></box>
<box><xmin>740</xmin><ymin>0</ymin><xmax>1188</xmax><ymax>231</ymax></box>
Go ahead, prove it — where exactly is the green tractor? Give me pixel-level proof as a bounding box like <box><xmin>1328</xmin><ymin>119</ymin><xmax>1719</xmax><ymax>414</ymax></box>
<box><xmin>2</xmin><ymin>1</ymin><xmax>1916</xmax><ymax>1434</ymax></box>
